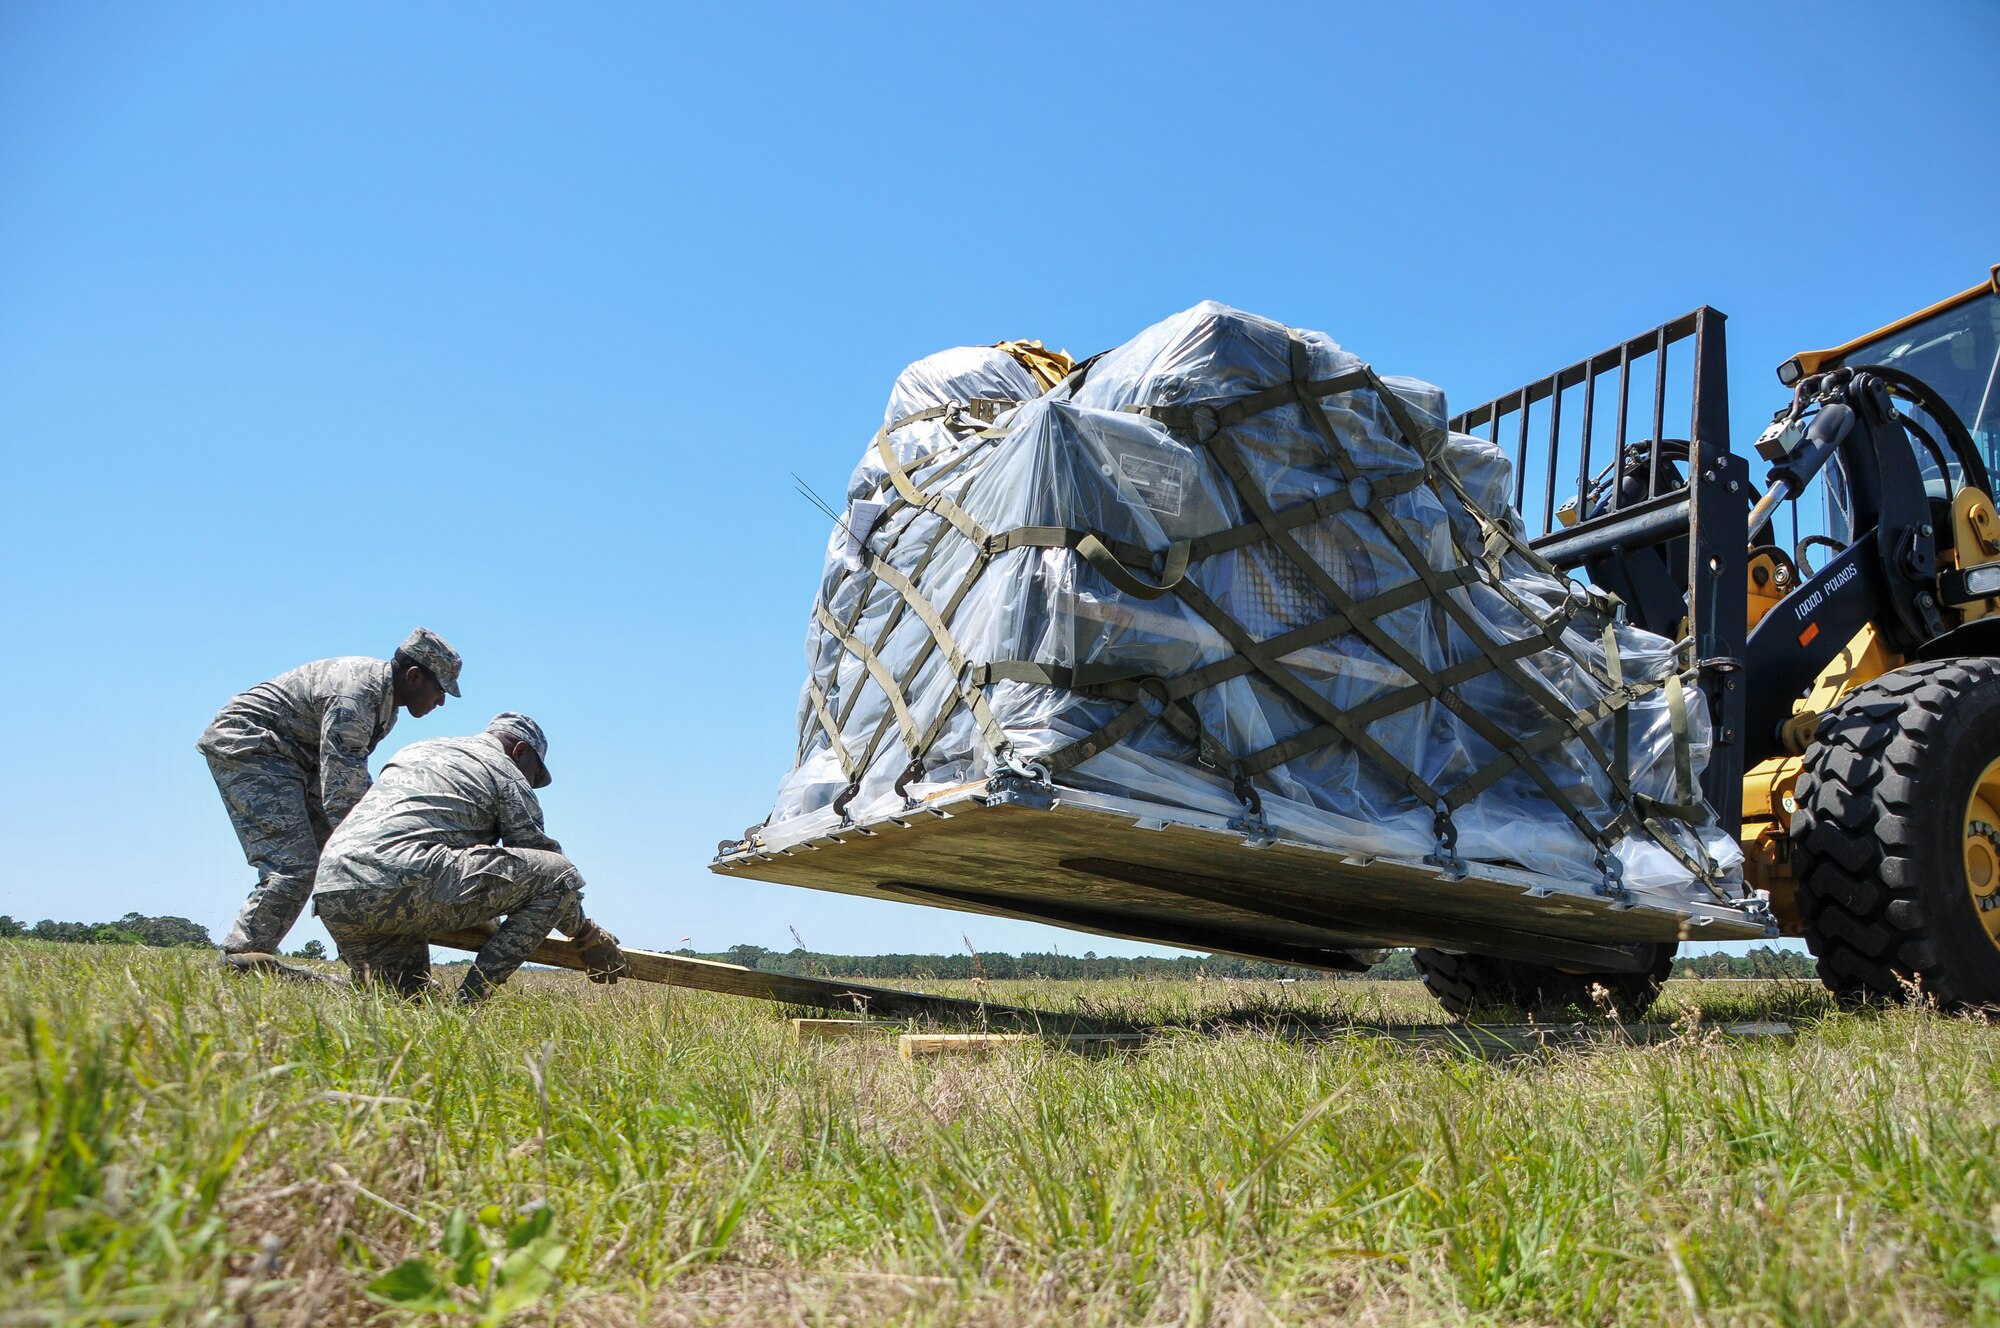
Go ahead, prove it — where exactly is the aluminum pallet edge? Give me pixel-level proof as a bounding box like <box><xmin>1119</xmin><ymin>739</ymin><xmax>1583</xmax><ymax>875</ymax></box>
<box><xmin>711</xmin><ymin>781</ymin><xmax>1776</xmax><ymax>973</ymax></box>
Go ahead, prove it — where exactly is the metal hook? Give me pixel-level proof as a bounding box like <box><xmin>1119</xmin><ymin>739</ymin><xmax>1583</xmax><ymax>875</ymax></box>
<box><xmin>1594</xmin><ymin>850</ymin><xmax>1629</xmax><ymax>901</ymax></box>
<box><xmin>1231</xmin><ymin>769</ymin><xmax>1263</xmax><ymax>819</ymax></box>
<box><xmin>1425</xmin><ymin>801</ymin><xmax>1465</xmax><ymax>875</ymax></box>
<box><xmin>893</xmin><ymin>757</ymin><xmax>926</xmax><ymax>807</ymax></box>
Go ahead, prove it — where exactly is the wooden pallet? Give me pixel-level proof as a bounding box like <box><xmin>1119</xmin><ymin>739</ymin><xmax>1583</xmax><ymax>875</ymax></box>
<box><xmin>714</xmin><ymin>782</ymin><xmax>1774</xmax><ymax>972</ymax></box>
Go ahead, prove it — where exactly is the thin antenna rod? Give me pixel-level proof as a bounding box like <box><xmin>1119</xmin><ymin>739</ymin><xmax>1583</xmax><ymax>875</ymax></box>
<box><xmin>791</xmin><ymin>472</ymin><xmax>855</xmax><ymax>541</ymax></box>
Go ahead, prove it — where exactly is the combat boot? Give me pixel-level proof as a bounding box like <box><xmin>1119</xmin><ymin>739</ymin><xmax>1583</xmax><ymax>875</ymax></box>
<box><xmin>456</xmin><ymin>966</ymin><xmax>499</xmax><ymax>1006</ymax></box>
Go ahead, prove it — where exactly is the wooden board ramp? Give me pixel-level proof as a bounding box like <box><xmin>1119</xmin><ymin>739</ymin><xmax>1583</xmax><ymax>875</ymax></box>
<box><xmin>427</xmin><ymin>926</ymin><xmax>1086</xmax><ymax>1029</ymax></box>
<box><xmin>429</xmin><ymin>927</ymin><xmax>1794</xmax><ymax>1056</ymax></box>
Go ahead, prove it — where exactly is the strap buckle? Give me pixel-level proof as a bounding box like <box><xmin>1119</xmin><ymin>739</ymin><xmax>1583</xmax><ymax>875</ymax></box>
<box><xmin>992</xmin><ymin>748</ymin><xmax>1052</xmax><ymax>785</ymax></box>
<box><xmin>985</xmin><ymin>748</ymin><xmax>1056</xmax><ymax>809</ymax></box>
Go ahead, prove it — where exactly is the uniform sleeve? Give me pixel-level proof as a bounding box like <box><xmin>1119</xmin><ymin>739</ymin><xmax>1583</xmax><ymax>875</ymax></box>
<box><xmin>316</xmin><ymin>676</ymin><xmax>390</xmax><ymax>832</ymax></box>
<box><xmin>497</xmin><ymin>776</ymin><xmax>562</xmax><ymax>853</ymax></box>
<box><xmin>317</xmin><ymin>693</ymin><xmax>380</xmax><ymax>825</ymax></box>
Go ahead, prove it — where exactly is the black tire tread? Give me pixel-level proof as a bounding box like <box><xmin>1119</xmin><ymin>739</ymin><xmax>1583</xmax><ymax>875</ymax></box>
<box><xmin>1791</xmin><ymin>656</ymin><xmax>2000</xmax><ymax>1009</ymax></box>
<box><xmin>1411</xmin><ymin>944</ymin><xmax>1675</xmax><ymax>1020</ymax></box>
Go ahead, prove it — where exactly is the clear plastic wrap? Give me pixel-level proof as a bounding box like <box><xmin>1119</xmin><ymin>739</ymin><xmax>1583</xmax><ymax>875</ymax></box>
<box><xmin>767</xmin><ymin>304</ymin><xmax>1744</xmax><ymax>900</ymax></box>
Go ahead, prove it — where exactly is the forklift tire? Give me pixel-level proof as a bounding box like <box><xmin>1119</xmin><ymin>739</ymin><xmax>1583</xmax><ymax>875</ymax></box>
<box><xmin>1792</xmin><ymin>657</ymin><xmax>2000</xmax><ymax>1010</ymax></box>
<box><xmin>1412</xmin><ymin>944</ymin><xmax>1676</xmax><ymax>1020</ymax></box>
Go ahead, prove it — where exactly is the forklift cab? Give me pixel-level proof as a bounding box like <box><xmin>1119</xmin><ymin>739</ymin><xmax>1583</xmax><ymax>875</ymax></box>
<box><xmin>1782</xmin><ymin>270</ymin><xmax>2000</xmax><ymax>522</ymax></box>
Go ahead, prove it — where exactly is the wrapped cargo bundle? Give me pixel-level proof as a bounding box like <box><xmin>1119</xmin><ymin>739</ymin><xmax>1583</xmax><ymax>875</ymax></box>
<box><xmin>764</xmin><ymin>303</ymin><xmax>1744</xmax><ymax>902</ymax></box>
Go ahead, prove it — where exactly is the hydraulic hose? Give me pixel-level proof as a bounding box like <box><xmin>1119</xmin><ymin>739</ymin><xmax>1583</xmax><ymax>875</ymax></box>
<box><xmin>1854</xmin><ymin>362</ymin><xmax>1991</xmax><ymax>496</ymax></box>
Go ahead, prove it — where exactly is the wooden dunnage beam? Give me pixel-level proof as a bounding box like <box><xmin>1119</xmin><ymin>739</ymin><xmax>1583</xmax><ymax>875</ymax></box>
<box><xmin>427</xmin><ymin>926</ymin><xmax>1060</xmax><ymax>1027</ymax></box>
<box><xmin>791</xmin><ymin>1018</ymin><xmax>903</xmax><ymax>1040</ymax></box>
<box><xmin>899</xmin><ymin>1032</ymin><xmax>1149</xmax><ymax>1059</ymax></box>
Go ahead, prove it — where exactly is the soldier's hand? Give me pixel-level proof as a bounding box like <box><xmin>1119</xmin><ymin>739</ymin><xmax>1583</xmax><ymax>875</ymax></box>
<box><xmin>571</xmin><ymin>920</ymin><xmax>629</xmax><ymax>984</ymax></box>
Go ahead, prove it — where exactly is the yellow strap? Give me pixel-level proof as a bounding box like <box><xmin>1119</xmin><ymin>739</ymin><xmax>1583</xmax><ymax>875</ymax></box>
<box><xmin>991</xmin><ymin>340</ymin><xmax>1075</xmax><ymax>392</ymax></box>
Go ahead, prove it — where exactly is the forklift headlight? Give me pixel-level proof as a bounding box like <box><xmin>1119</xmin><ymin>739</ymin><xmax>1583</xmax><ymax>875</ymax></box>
<box><xmin>1965</xmin><ymin>565</ymin><xmax>2000</xmax><ymax>599</ymax></box>
<box><xmin>1777</xmin><ymin>357</ymin><xmax>1804</xmax><ymax>388</ymax></box>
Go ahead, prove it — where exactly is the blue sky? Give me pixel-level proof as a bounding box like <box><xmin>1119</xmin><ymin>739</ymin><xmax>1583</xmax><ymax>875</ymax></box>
<box><xmin>3</xmin><ymin>2</ymin><xmax>1995</xmax><ymax>958</ymax></box>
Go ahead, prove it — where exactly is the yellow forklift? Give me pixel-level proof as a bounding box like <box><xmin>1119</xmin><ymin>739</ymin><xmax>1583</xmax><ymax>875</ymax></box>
<box><xmin>1437</xmin><ymin>264</ymin><xmax>2000</xmax><ymax>1010</ymax></box>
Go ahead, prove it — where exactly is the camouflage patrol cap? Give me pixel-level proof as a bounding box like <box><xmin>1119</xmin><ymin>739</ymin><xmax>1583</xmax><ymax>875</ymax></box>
<box><xmin>487</xmin><ymin>712</ymin><xmax>552</xmax><ymax>788</ymax></box>
<box><xmin>398</xmin><ymin>627</ymin><xmax>462</xmax><ymax>697</ymax></box>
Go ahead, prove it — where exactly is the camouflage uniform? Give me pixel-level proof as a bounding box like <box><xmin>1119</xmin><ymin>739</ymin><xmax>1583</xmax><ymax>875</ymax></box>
<box><xmin>312</xmin><ymin>732</ymin><xmax>586</xmax><ymax>997</ymax></box>
<box><xmin>199</xmin><ymin>657</ymin><xmax>401</xmax><ymax>954</ymax></box>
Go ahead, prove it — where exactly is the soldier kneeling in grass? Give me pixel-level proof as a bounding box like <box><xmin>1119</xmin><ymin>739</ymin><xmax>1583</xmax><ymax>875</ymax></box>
<box><xmin>311</xmin><ymin>712</ymin><xmax>628</xmax><ymax>1004</ymax></box>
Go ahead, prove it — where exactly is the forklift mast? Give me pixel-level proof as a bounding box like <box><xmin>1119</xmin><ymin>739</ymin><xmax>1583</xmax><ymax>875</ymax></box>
<box><xmin>1454</xmin><ymin>286</ymin><xmax>1998</xmax><ymax>847</ymax></box>
<box><xmin>1449</xmin><ymin>310</ymin><xmax>1749</xmax><ymax>833</ymax></box>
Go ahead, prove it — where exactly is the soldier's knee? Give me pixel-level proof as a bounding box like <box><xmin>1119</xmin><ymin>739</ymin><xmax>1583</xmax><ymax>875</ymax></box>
<box><xmin>534</xmin><ymin>857</ymin><xmax>585</xmax><ymax>906</ymax></box>
<box><xmin>260</xmin><ymin>872</ymin><xmax>317</xmax><ymax>901</ymax></box>
<box><xmin>541</xmin><ymin>876</ymin><xmax>585</xmax><ymax>934</ymax></box>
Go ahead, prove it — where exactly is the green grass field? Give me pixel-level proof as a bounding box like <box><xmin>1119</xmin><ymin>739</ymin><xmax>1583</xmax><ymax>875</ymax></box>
<box><xmin>6</xmin><ymin>941</ymin><xmax>2000</xmax><ymax>1327</ymax></box>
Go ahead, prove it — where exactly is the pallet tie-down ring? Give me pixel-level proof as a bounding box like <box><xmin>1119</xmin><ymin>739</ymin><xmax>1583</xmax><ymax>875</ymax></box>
<box><xmin>800</xmin><ymin>360</ymin><xmax>1725</xmax><ymax>894</ymax></box>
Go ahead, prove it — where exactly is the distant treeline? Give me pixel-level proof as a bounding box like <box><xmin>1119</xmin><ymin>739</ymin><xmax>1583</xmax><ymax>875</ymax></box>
<box><xmin>0</xmin><ymin>913</ymin><xmax>214</xmax><ymax>948</ymax></box>
<box><xmin>1670</xmin><ymin>946</ymin><xmax>1818</xmax><ymax>979</ymax></box>
<box><xmin>664</xmin><ymin>943</ymin><xmax>1818</xmax><ymax>982</ymax></box>
<box><xmin>0</xmin><ymin>918</ymin><xmax>1818</xmax><ymax>981</ymax></box>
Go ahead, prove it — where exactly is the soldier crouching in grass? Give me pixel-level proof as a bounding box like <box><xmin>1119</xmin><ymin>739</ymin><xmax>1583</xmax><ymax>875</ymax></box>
<box><xmin>200</xmin><ymin>627</ymin><xmax>463</xmax><ymax>960</ymax></box>
<box><xmin>310</xmin><ymin>712</ymin><xmax>628</xmax><ymax>1004</ymax></box>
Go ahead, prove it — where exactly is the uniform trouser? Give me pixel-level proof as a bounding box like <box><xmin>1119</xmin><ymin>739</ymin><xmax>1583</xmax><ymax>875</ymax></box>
<box><xmin>208</xmin><ymin>753</ymin><xmax>332</xmax><ymax>954</ymax></box>
<box><xmin>313</xmin><ymin>847</ymin><xmax>587</xmax><ymax>997</ymax></box>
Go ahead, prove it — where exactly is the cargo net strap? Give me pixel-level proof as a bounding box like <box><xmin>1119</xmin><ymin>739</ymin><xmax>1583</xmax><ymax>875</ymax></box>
<box><xmin>806</xmin><ymin>342</ymin><xmax>1725</xmax><ymax>896</ymax></box>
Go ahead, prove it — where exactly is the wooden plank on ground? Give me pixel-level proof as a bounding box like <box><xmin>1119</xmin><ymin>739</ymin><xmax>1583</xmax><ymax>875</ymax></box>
<box><xmin>791</xmin><ymin>1018</ymin><xmax>903</xmax><ymax>1040</ymax></box>
<box><xmin>427</xmin><ymin>926</ymin><xmax>1067</xmax><ymax>1027</ymax></box>
<box><xmin>899</xmin><ymin>1032</ymin><xmax>1150</xmax><ymax>1059</ymax></box>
